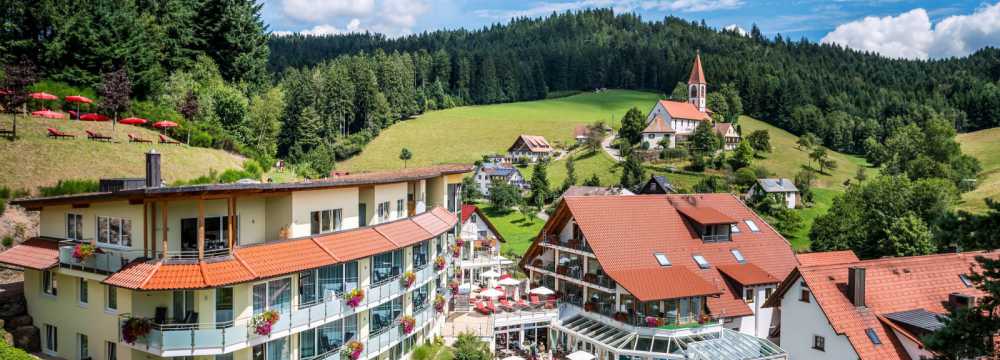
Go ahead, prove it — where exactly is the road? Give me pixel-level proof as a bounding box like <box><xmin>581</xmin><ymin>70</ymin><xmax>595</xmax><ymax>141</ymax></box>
<box><xmin>601</xmin><ymin>133</ymin><xmax>623</xmax><ymax>162</ymax></box>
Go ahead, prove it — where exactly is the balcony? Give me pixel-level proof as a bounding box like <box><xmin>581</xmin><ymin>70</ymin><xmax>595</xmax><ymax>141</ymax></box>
<box><xmin>58</xmin><ymin>240</ymin><xmax>151</xmax><ymax>274</ymax></box>
<box><xmin>560</xmin><ymin>303</ymin><xmax>722</xmax><ymax>338</ymax></box>
<box><xmin>121</xmin><ymin>261</ymin><xmax>446</xmax><ymax>356</ymax></box>
<box><xmin>540</xmin><ymin>234</ymin><xmax>593</xmax><ymax>255</ymax></box>
<box><xmin>364</xmin><ymin>306</ymin><xmax>437</xmax><ymax>359</ymax></box>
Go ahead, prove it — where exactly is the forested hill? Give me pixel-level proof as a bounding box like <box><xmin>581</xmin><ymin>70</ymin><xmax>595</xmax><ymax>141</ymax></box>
<box><xmin>268</xmin><ymin>9</ymin><xmax>1000</xmax><ymax>153</ymax></box>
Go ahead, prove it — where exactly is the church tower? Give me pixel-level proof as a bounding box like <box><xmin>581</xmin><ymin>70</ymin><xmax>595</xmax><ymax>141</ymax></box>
<box><xmin>688</xmin><ymin>50</ymin><xmax>707</xmax><ymax>113</ymax></box>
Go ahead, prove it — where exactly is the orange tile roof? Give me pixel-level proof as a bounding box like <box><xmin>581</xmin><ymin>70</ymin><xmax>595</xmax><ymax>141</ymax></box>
<box><xmin>524</xmin><ymin>194</ymin><xmax>798</xmax><ymax>313</ymax></box>
<box><xmin>797</xmin><ymin>250</ymin><xmax>859</xmax><ymax>267</ymax></box>
<box><xmin>642</xmin><ymin>116</ymin><xmax>675</xmax><ymax>133</ymax></box>
<box><xmin>657</xmin><ymin>100</ymin><xmax>712</xmax><ymax>121</ymax></box>
<box><xmin>509</xmin><ymin>135</ymin><xmax>553</xmax><ymax>153</ymax></box>
<box><xmin>0</xmin><ymin>238</ymin><xmax>59</xmax><ymax>270</ymax></box>
<box><xmin>103</xmin><ymin>206</ymin><xmax>457</xmax><ymax>291</ymax></box>
<box><xmin>767</xmin><ymin>251</ymin><xmax>999</xmax><ymax>360</ymax></box>
<box><xmin>689</xmin><ymin>52</ymin><xmax>706</xmax><ymax>84</ymax></box>
<box><xmin>675</xmin><ymin>205</ymin><xmax>737</xmax><ymax>225</ymax></box>
<box><xmin>608</xmin><ymin>266</ymin><xmax>720</xmax><ymax>301</ymax></box>
<box><xmin>717</xmin><ymin>263</ymin><xmax>780</xmax><ymax>286</ymax></box>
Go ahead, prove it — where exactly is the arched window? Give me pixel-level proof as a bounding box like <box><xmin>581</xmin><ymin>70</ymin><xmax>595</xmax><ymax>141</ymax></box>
<box><xmin>690</xmin><ymin>87</ymin><xmax>698</xmax><ymax>99</ymax></box>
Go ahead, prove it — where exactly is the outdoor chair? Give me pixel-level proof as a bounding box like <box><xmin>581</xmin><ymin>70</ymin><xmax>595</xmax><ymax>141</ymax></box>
<box><xmin>128</xmin><ymin>133</ymin><xmax>152</xmax><ymax>143</ymax></box>
<box><xmin>85</xmin><ymin>130</ymin><xmax>112</xmax><ymax>142</ymax></box>
<box><xmin>474</xmin><ymin>301</ymin><xmax>491</xmax><ymax>315</ymax></box>
<box><xmin>486</xmin><ymin>299</ymin><xmax>497</xmax><ymax>313</ymax></box>
<box><xmin>159</xmin><ymin>134</ymin><xmax>181</xmax><ymax>145</ymax></box>
<box><xmin>517</xmin><ymin>298</ymin><xmax>529</xmax><ymax>308</ymax></box>
<box><xmin>154</xmin><ymin>307</ymin><xmax>167</xmax><ymax>324</ymax></box>
<box><xmin>529</xmin><ymin>294</ymin><xmax>542</xmax><ymax>307</ymax></box>
<box><xmin>499</xmin><ymin>298</ymin><xmax>515</xmax><ymax>311</ymax></box>
<box><xmin>46</xmin><ymin>128</ymin><xmax>75</xmax><ymax>139</ymax></box>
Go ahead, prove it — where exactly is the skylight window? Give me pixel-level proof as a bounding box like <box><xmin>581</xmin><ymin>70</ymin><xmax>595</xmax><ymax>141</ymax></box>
<box><xmin>692</xmin><ymin>255</ymin><xmax>710</xmax><ymax>269</ymax></box>
<box><xmin>744</xmin><ymin>220</ymin><xmax>760</xmax><ymax>232</ymax></box>
<box><xmin>654</xmin><ymin>253</ymin><xmax>671</xmax><ymax>267</ymax></box>
<box><xmin>959</xmin><ymin>274</ymin><xmax>973</xmax><ymax>288</ymax></box>
<box><xmin>730</xmin><ymin>223</ymin><xmax>741</xmax><ymax>233</ymax></box>
<box><xmin>865</xmin><ymin>328</ymin><xmax>881</xmax><ymax>345</ymax></box>
<box><xmin>731</xmin><ymin>249</ymin><xmax>746</xmax><ymax>264</ymax></box>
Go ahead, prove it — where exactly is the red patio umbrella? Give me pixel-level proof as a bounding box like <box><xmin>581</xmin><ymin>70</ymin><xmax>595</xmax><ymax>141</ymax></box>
<box><xmin>64</xmin><ymin>95</ymin><xmax>94</xmax><ymax>121</ymax></box>
<box><xmin>119</xmin><ymin>117</ymin><xmax>148</xmax><ymax>125</ymax></box>
<box><xmin>80</xmin><ymin>113</ymin><xmax>110</xmax><ymax>122</ymax></box>
<box><xmin>153</xmin><ymin>120</ymin><xmax>178</xmax><ymax>134</ymax></box>
<box><xmin>31</xmin><ymin>109</ymin><xmax>65</xmax><ymax>119</ymax></box>
<box><xmin>29</xmin><ymin>92</ymin><xmax>58</xmax><ymax>100</ymax></box>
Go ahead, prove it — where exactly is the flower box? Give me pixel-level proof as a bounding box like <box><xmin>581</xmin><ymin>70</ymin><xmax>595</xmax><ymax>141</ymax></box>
<box><xmin>251</xmin><ymin>310</ymin><xmax>280</xmax><ymax>336</ymax></box>
<box><xmin>399</xmin><ymin>315</ymin><xmax>416</xmax><ymax>334</ymax></box>
<box><xmin>401</xmin><ymin>271</ymin><xmax>416</xmax><ymax>288</ymax></box>
<box><xmin>434</xmin><ymin>256</ymin><xmax>446</xmax><ymax>271</ymax></box>
<box><xmin>342</xmin><ymin>340</ymin><xmax>364</xmax><ymax>360</ymax></box>
<box><xmin>434</xmin><ymin>294</ymin><xmax>446</xmax><ymax>313</ymax></box>
<box><xmin>121</xmin><ymin>317</ymin><xmax>152</xmax><ymax>344</ymax></box>
<box><xmin>73</xmin><ymin>243</ymin><xmax>96</xmax><ymax>262</ymax></box>
<box><xmin>344</xmin><ymin>288</ymin><xmax>365</xmax><ymax>308</ymax></box>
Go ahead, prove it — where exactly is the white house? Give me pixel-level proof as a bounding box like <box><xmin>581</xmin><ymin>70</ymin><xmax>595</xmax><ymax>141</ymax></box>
<box><xmin>714</xmin><ymin>122</ymin><xmax>740</xmax><ymax>150</ymax></box>
<box><xmin>747</xmin><ymin>178</ymin><xmax>800</xmax><ymax>209</ymax></box>
<box><xmin>473</xmin><ymin>163</ymin><xmax>528</xmax><ymax>196</ymax></box>
<box><xmin>458</xmin><ymin>204</ymin><xmax>512</xmax><ymax>284</ymax></box>
<box><xmin>642</xmin><ymin>52</ymin><xmax>714</xmax><ymax>149</ymax></box>
<box><xmin>764</xmin><ymin>250</ymin><xmax>999</xmax><ymax>360</ymax></box>
<box><xmin>507</xmin><ymin>134</ymin><xmax>553</xmax><ymax>162</ymax></box>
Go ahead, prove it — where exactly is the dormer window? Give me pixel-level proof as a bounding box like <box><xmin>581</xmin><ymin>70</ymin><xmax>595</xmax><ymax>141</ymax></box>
<box><xmin>654</xmin><ymin>253</ymin><xmax>671</xmax><ymax>266</ymax></box>
<box><xmin>692</xmin><ymin>255</ymin><xmax>710</xmax><ymax>269</ymax></box>
<box><xmin>744</xmin><ymin>220</ymin><xmax>760</xmax><ymax>232</ymax></box>
<box><xmin>731</xmin><ymin>249</ymin><xmax>746</xmax><ymax>264</ymax></box>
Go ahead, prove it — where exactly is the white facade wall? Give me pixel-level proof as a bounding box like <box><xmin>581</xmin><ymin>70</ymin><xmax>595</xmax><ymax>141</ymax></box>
<box><xmin>779</xmin><ymin>277</ymin><xmax>857</xmax><ymax>360</ymax></box>
<box><xmin>460</xmin><ymin>213</ymin><xmax>498</xmax><ymax>241</ymax></box>
<box><xmin>893</xmin><ymin>328</ymin><xmax>933</xmax><ymax>360</ymax></box>
<box><xmin>289</xmin><ymin>187</ymin><xmax>360</xmax><ymax>237</ymax></box>
<box><xmin>641</xmin><ymin>132</ymin><xmax>673</xmax><ymax>149</ymax></box>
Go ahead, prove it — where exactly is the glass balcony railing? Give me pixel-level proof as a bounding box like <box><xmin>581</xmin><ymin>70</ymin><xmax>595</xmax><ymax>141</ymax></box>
<box><xmin>58</xmin><ymin>240</ymin><xmax>152</xmax><ymax>274</ymax></box>
<box><xmin>121</xmin><ymin>262</ymin><xmax>446</xmax><ymax>356</ymax></box>
<box><xmin>541</xmin><ymin>234</ymin><xmax>592</xmax><ymax>253</ymax></box>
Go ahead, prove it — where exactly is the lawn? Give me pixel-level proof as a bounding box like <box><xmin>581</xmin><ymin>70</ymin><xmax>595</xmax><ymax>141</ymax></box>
<box><xmin>741</xmin><ymin>116</ymin><xmax>870</xmax><ymax>190</ymax></box>
<box><xmin>519</xmin><ymin>150</ymin><xmax>706</xmax><ymax>193</ymax></box>
<box><xmin>339</xmin><ymin>90</ymin><xmax>661</xmax><ymax>171</ymax></box>
<box><xmin>0</xmin><ymin>114</ymin><xmax>245</xmax><ymax>192</ymax></box>
<box><xmin>480</xmin><ymin>204</ymin><xmax>545</xmax><ymax>256</ymax></box>
<box><xmin>787</xmin><ymin>188</ymin><xmax>839</xmax><ymax>252</ymax></box>
<box><xmin>957</xmin><ymin>127</ymin><xmax>1000</xmax><ymax>212</ymax></box>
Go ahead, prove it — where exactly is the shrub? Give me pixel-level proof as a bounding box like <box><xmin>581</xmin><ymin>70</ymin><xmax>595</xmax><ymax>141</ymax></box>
<box><xmin>2</xmin><ymin>236</ymin><xmax>13</xmax><ymax>248</ymax></box>
<box><xmin>39</xmin><ymin>179</ymin><xmax>99</xmax><ymax>196</ymax></box>
<box><xmin>0</xmin><ymin>338</ymin><xmax>33</xmax><ymax>360</ymax></box>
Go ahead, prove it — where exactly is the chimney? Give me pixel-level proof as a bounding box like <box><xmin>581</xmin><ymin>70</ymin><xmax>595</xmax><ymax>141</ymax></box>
<box><xmin>847</xmin><ymin>267</ymin><xmax>866</xmax><ymax>307</ymax></box>
<box><xmin>949</xmin><ymin>293</ymin><xmax>976</xmax><ymax>310</ymax></box>
<box><xmin>145</xmin><ymin>150</ymin><xmax>161</xmax><ymax>188</ymax></box>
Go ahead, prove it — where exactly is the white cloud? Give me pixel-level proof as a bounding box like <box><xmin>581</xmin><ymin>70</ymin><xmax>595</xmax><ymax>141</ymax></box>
<box><xmin>821</xmin><ymin>2</ymin><xmax>1000</xmax><ymax>59</ymax></box>
<box><xmin>474</xmin><ymin>0</ymin><xmax>742</xmax><ymax>19</ymax></box>
<box><xmin>639</xmin><ymin>0</ymin><xmax>743</xmax><ymax>13</ymax></box>
<box><xmin>724</xmin><ymin>24</ymin><xmax>748</xmax><ymax>36</ymax></box>
<box><xmin>281</xmin><ymin>0</ymin><xmax>375</xmax><ymax>22</ymax></box>
<box><xmin>273</xmin><ymin>19</ymin><xmax>364</xmax><ymax>36</ymax></box>
<box><xmin>375</xmin><ymin>0</ymin><xmax>430</xmax><ymax>32</ymax></box>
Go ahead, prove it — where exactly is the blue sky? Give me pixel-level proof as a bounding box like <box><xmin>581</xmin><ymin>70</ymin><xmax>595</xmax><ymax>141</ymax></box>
<box><xmin>262</xmin><ymin>0</ymin><xmax>1000</xmax><ymax>59</ymax></box>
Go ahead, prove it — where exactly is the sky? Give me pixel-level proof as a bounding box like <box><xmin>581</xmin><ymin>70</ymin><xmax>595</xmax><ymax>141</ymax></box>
<box><xmin>262</xmin><ymin>0</ymin><xmax>1000</xmax><ymax>60</ymax></box>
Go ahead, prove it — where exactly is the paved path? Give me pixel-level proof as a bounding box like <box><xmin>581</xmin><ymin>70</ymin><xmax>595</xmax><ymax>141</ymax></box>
<box><xmin>601</xmin><ymin>133</ymin><xmax>623</xmax><ymax>162</ymax></box>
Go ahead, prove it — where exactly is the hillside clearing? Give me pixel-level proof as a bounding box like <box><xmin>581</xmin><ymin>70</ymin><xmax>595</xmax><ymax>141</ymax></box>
<box><xmin>0</xmin><ymin>115</ymin><xmax>245</xmax><ymax>192</ymax></box>
<box><xmin>958</xmin><ymin>127</ymin><xmax>1000</xmax><ymax>212</ymax></box>
<box><xmin>340</xmin><ymin>90</ymin><xmax>660</xmax><ymax>171</ymax></box>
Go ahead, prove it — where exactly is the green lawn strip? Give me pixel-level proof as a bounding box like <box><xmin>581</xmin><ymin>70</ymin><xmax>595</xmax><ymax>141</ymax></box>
<box><xmin>478</xmin><ymin>203</ymin><xmax>545</xmax><ymax>256</ymax></box>
<box><xmin>787</xmin><ymin>188</ymin><xmax>839</xmax><ymax>252</ymax></box>
<box><xmin>957</xmin><ymin>127</ymin><xmax>1000</xmax><ymax>212</ymax></box>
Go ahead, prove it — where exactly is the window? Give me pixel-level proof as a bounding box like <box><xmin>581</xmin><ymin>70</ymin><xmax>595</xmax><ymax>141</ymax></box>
<box><xmin>731</xmin><ymin>249</ymin><xmax>746</xmax><ymax>264</ymax></box>
<box><xmin>396</xmin><ymin>199</ymin><xmax>404</xmax><ymax>217</ymax></box>
<box><xmin>300</xmin><ymin>315</ymin><xmax>357</xmax><ymax>358</ymax></box>
<box><xmin>370</xmin><ymin>297</ymin><xmax>403</xmax><ymax>334</ymax></box>
<box><xmin>172</xmin><ymin>290</ymin><xmax>195</xmax><ymax>321</ymax></box>
<box><xmin>654</xmin><ymin>253</ymin><xmax>671</xmax><ymax>266</ymax></box>
<box><xmin>106</xmin><ymin>286</ymin><xmax>117</xmax><ymax>311</ymax></box>
<box><xmin>812</xmin><ymin>335</ymin><xmax>825</xmax><ymax>351</ymax></box>
<box><xmin>44</xmin><ymin>324</ymin><xmax>57</xmax><ymax>354</ymax></box>
<box><xmin>310</xmin><ymin>209</ymin><xmax>343</xmax><ymax>235</ymax></box>
<box><xmin>730</xmin><ymin>223</ymin><xmax>740</xmax><ymax>233</ymax></box>
<box><xmin>78</xmin><ymin>278</ymin><xmax>88</xmax><ymax>305</ymax></box>
<box><xmin>253</xmin><ymin>278</ymin><xmax>292</xmax><ymax>315</ymax></box>
<box><xmin>470</xmin><ymin>214</ymin><xmax>478</xmax><ymax>223</ymax></box>
<box><xmin>106</xmin><ymin>341</ymin><xmax>116</xmax><ymax>360</ymax></box>
<box><xmin>97</xmin><ymin>216</ymin><xmax>132</xmax><ymax>247</ymax></box>
<box><xmin>216</xmin><ymin>355</ymin><xmax>234</xmax><ymax>360</ymax></box>
<box><xmin>744</xmin><ymin>219</ymin><xmax>760</xmax><ymax>232</ymax></box>
<box><xmin>216</xmin><ymin>287</ymin><xmax>234</xmax><ymax>326</ymax></box>
<box><xmin>67</xmin><ymin>213</ymin><xmax>83</xmax><ymax>240</ymax></box>
<box><xmin>371</xmin><ymin>250</ymin><xmax>403</xmax><ymax>284</ymax></box>
<box><xmin>744</xmin><ymin>287</ymin><xmax>754</xmax><ymax>303</ymax></box>
<box><xmin>180</xmin><ymin>216</ymin><xmax>237</xmax><ymax>256</ymax></box>
<box><xmin>800</xmin><ymin>289</ymin><xmax>811</xmax><ymax>303</ymax></box>
<box><xmin>959</xmin><ymin>274</ymin><xmax>973</xmax><ymax>288</ymax></box>
<box><xmin>413</xmin><ymin>283</ymin><xmax>430</xmax><ymax>311</ymax></box>
<box><xmin>413</xmin><ymin>241</ymin><xmax>429</xmax><ymax>269</ymax></box>
<box><xmin>866</xmin><ymin>328</ymin><xmax>882</xmax><ymax>345</ymax></box>
<box><xmin>78</xmin><ymin>333</ymin><xmax>88</xmax><ymax>360</ymax></box>
<box><xmin>692</xmin><ymin>255</ymin><xmax>710</xmax><ymax>269</ymax></box>
<box><xmin>299</xmin><ymin>262</ymin><xmax>358</xmax><ymax>305</ymax></box>
<box><xmin>42</xmin><ymin>270</ymin><xmax>57</xmax><ymax>296</ymax></box>
<box><xmin>765</xmin><ymin>287</ymin><xmax>774</xmax><ymax>301</ymax></box>
<box><xmin>377</xmin><ymin>201</ymin><xmax>391</xmax><ymax>222</ymax></box>
<box><xmin>358</xmin><ymin>204</ymin><xmax>367</xmax><ymax>227</ymax></box>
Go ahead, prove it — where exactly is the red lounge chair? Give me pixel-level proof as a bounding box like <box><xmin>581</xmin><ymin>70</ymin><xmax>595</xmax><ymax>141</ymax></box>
<box><xmin>517</xmin><ymin>299</ymin><xmax>529</xmax><ymax>308</ymax></box>
<box><xmin>474</xmin><ymin>301</ymin><xmax>491</xmax><ymax>315</ymax></box>
<box><xmin>499</xmin><ymin>298</ymin><xmax>515</xmax><ymax>311</ymax></box>
<box><xmin>47</xmin><ymin>128</ymin><xmax>75</xmax><ymax>139</ymax></box>
<box><xmin>159</xmin><ymin>134</ymin><xmax>181</xmax><ymax>145</ymax></box>
<box><xmin>128</xmin><ymin>133</ymin><xmax>152</xmax><ymax>143</ymax></box>
<box><xmin>529</xmin><ymin>294</ymin><xmax>542</xmax><ymax>307</ymax></box>
<box><xmin>486</xmin><ymin>300</ymin><xmax>497</xmax><ymax>313</ymax></box>
<box><xmin>68</xmin><ymin>110</ymin><xmax>79</xmax><ymax>120</ymax></box>
<box><xmin>85</xmin><ymin>130</ymin><xmax>112</xmax><ymax>142</ymax></box>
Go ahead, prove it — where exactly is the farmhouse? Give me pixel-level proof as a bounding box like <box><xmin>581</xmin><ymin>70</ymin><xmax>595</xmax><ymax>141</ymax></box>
<box><xmin>473</xmin><ymin>162</ymin><xmax>529</xmax><ymax>196</ymax></box>
<box><xmin>747</xmin><ymin>178</ymin><xmax>800</xmax><ymax>209</ymax></box>
<box><xmin>764</xmin><ymin>250</ymin><xmax>1000</xmax><ymax>360</ymax></box>
<box><xmin>714</xmin><ymin>122</ymin><xmax>740</xmax><ymax>150</ymax></box>
<box><xmin>638</xmin><ymin>175</ymin><xmax>677</xmax><ymax>194</ymax></box>
<box><xmin>458</xmin><ymin>204</ymin><xmax>512</xmax><ymax>284</ymax></box>
<box><xmin>507</xmin><ymin>134</ymin><xmax>553</xmax><ymax>162</ymax></box>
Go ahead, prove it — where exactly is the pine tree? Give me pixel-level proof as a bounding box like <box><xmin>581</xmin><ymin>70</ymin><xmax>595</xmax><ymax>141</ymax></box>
<box><xmin>583</xmin><ymin>174</ymin><xmax>601</xmax><ymax>187</ymax></box>
<box><xmin>562</xmin><ymin>156</ymin><xmax>577</xmax><ymax>192</ymax></box>
<box><xmin>620</xmin><ymin>150</ymin><xmax>645</xmax><ymax>191</ymax></box>
<box><xmin>529</xmin><ymin>162</ymin><xmax>551</xmax><ymax>207</ymax></box>
<box><xmin>618</xmin><ymin>107</ymin><xmax>646</xmax><ymax>146</ymax></box>
<box><xmin>195</xmin><ymin>0</ymin><xmax>270</xmax><ymax>90</ymax></box>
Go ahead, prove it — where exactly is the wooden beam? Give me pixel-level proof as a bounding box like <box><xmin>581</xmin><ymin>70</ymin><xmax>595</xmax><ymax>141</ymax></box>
<box><xmin>197</xmin><ymin>198</ymin><xmax>205</xmax><ymax>260</ymax></box>
<box><xmin>143</xmin><ymin>201</ymin><xmax>149</xmax><ymax>258</ymax></box>
<box><xmin>150</xmin><ymin>201</ymin><xmax>157</xmax><ymax>258</ymax></box>
<box><xmin>162</xmin><ymin>201</ymin><xmax>169</xmax><ymax>260</ymax></box>
<box><xmin>227</xmin><ymin>196</ymin><xmax>236</xmax><ymax>250</ymax></box>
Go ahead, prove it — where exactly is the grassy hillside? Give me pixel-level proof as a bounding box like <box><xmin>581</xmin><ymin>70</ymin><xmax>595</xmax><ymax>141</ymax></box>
<box><xmin>519</xmin><ymin>150</ymin><xmax>705</xmax><ymax>192</ymax></box>
<box><xmin>0</xmin><ymin>115</ymin><xmax>245</xmax><ymax>192</ymax></box>
<box><xmin>741</xmin><ymin>116</ymin><xmax>870</xmax><ymax>189</ymax></box>
<box><xmin>340</xmin><ymin>90</ymin><xmax>660</xmax><ymax>171</ymax></box>
<box><xmin>958</xmin><ymin>127</ymin><xmax>1000</xmax><ymax>212</ymax></box>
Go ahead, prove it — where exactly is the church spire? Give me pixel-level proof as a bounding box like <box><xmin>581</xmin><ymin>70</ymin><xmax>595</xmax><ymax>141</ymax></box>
<box><xmin>688</xmin><ymin>50</ymin><xmax>706</xmax><ymax>85</ymax></box>
<box><xmin>687</xmin><ymin>50</ymin><xmax>707</xmax><ymax>112</ymax></box>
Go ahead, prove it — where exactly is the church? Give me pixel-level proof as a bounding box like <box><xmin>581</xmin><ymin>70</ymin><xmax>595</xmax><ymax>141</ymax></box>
<box><xmin>642</xmin><ymin>52</ymin><xmax>740</xmax><ymax>150</ymax></box>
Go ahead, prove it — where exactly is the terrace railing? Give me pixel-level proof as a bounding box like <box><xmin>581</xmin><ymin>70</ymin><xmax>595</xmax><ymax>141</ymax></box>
<box><xmin>58</xmin><ymin>240</ymin><xmax>152</xmax><ymax>274</ymax></box>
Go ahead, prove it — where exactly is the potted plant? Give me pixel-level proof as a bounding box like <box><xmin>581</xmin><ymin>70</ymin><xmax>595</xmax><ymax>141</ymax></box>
<box><xmin>250</xmin><ymin>310</ymin><xmax>280</xmax><ymax>336</ymax></box>
<box><xmin>455</xmin><ymin>238</ymin><xmax>464</xmax><ymax>247</ymax></box>
<box><xmin>645</xmin><ymin>316</ymin><xmax>661</xmax><ymax>327</ymax></box>
<box><xmin>73</xmin><ymin>243</ymin><xmax>96</xmax><ymax>262</ymax></box>
<box><xmin>583</xmin><ymin>301</ymin><xmax>595</xmax><ymax>312</ymax></box>
<box><xmin>699</xmin><ymin>314</ymin><xmax>711</xmax><ymax>324</ymax></box>
<box><xmin>399</xmin><ymin>315</ymin><xmax>416</xmax><ymax>334</ymax></box>
<box><xmin>451</xmin><ymin>244</ymin><xmax>461</xmax><ymax>258</ymax></box>
<box><xmin>344</xmin><ymin>288</ymin><xmax>365</xmax><ymax>308</ymax></box>
<box><xmin>401</xmin><ymin>271</ymin><xmax>416</xmax><ymax>288</ymax></box>
<box><xmin>449</xmin><ymin>279</ymin><xmax>460</xmax><ymax>295</ymax></box>
<box><xmin>342</xmin><ymin>340</ymin><xmax>364</xmax><ymax>360</ymax></box>
<box><xmin>434</xmin><ymin>294</ymin><xmax>446</xmax><ymax>313</ymax></box>
<box><xmin>121</xmin><ymin>317</ymin><xmax>152</xmax><ymax>344</ymax></box>
<box><xmin>434</xmin><ymin>256</ymin><xmax>446</xmax><ymax>271</ymax></box>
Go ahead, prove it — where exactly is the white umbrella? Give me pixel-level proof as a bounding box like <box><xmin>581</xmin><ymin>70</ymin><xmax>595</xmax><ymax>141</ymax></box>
<box><xmin>502</xmin><ymin>356</ymin><xmax>525</xmax><ymax>360</ymax></box>
<box><xmin>566</xmin><ymin>351</ymin><xmax>595</xmax><ymax>360</ymax></box>
<box><xmin>529</xmin><ymin>286</ymin><xmax>555</xmax><ymax>295</ymax></box>
<box><xmin>481</xmin><ymin>269</ymin><xmax>501</xmax><ymax>278</ymax></box>
<box><xmin>480</xmin><ymin>288</ymin><xmax>504</xmax><ymax>298</ymax></box>
<box><xmin>498</xmin><ymin>277</ymin><xmax>520</xmax><ymax>286</ymax></box>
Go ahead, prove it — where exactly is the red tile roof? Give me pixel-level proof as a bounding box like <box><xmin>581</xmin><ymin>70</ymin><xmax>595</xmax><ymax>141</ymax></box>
<box><xmin>766</xmin><ymin>251</ymin><xmax>1000</xmax><ymax>360</ymax></box>
<box><xmin>523</xmin><ymin>194</ymin><xmax>798</xmax><ymax>317</ymax></box>
<box><xmin>104</xmin><ymin>207</ymin><xmax>457</xmax><ymax>291</ymax></box>
<box><xmin>675</xmin><ymin>205</ymin><xmax>737</xmax><ymax>225</ymax></box>
<box><xmin>717</xmin><ymin>263</ymin><xmax>780</xmax><ymax>286</ymax></box>
<box><xmin>689</xmin><ymin>52</ymin><xmax>706</xmax><ymax>84</ymax></box>
<box><xmin>461</xmin><ymin>204</ymin><xmax>477</xmax><ymax>223</ymax></box>
<box><xmin>573</xmin><ymin>125</ymin><xmax>590</xmax><ymax>138</ymax></box>
<box><xmin>657</xmin><ymin>100</ymin><xmax>712</xmax><ymax>122</ymax></box>
<box><xmin>797</xmin><ymin>250</ymin><xmax>859</xmax><ymax>267</ymax></box>
<box><xmin>713</xmin><ymin>123</ymin><xmax>736</xmax><ymax>137</ymax></box>
<box><xmin>0</xmin><ymin>238</ymin><xmax>59</xmax><ymax>270</ymax></box>
<box><xmin>509</xmin><ymin>135</ymin><xmax>553</xmax><ymax>153</ymax></box>
<box><xmin>457</xmin><ymin>204</ymin><xmax>505</xmax><ymax>243</ymax></box>
<box><xmin>642</xmin><ymin>116</ymin><xmax>675</xmax><ymax>133</ymax></box>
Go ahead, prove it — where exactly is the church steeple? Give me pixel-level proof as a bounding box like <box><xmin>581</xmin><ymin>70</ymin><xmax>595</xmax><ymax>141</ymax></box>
<box><xmin>688</xmin><ymin>50</ymin><xmax>707</xmax><ymax>113</ymax></box>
